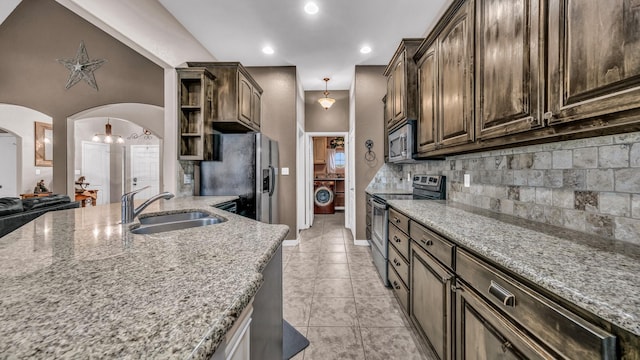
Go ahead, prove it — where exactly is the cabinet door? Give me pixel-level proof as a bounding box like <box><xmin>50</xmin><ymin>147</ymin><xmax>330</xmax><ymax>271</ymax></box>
<box><xmin>238</xmin><ymin>73</ymin><xmax>253</xmax><ymax>125</ymax></box>
<box><xmin>547</xmin><ymin>0</ymin><xmax>640</xmax><ymax>125</ymax></box>
<box><xmin>475</xmin><ymin>0</ymin><xmax>542</xmax><ymax>139</ymax></box>
<box><xmin>392</xmin><ymin>53</ymin><xmax>407</xmax><ymax>123</ymax></box>
<box><xmin>417</xmin><ymin>42</ymin><xmax>438</xmax><ymax>154</ymax></box>
<box><xmin>456</xmin><ymin>281</ymin><xmax>555</xmax><ymax>360</ymax></box>
<box><xmin>251</xmin><ymin>88</ymin><xmax>261</xmax><ymax>130</ymax></box>
<box><xmin>411</xmin><ymin>242</ymin><xmax>453</xmax><ymax>360</ymax></box>
<box><xmin>438</xmin><ymin>0</ymin><xmax>475</xmax><ymax>148</ymax></box>
<box><xmin>386</xmin><ymin>74</ymin><xmax>395</xmax><ymax>127</ymax></box>
<box><xmin>313</xmin><ymin>137</ymin><xmax>327</xmax><ymax>164</ymax></box>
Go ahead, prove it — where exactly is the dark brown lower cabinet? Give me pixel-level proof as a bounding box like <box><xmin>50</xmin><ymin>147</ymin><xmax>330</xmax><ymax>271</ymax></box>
<box><xmin>411</xmin><ymin>241</ymin><xmax>454</xmax><ymax>360</ymax></box>
<box><xmin>455</xmin><ymin>280</ymin><xmax>555</xmax><ymax>359</ymax></box>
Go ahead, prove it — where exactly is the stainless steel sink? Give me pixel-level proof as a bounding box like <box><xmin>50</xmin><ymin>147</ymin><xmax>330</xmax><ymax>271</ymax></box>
<box><xmin>138</xmin><ymin>211</ymin><xmax>211</xmax><ymax>225</ymax></box>
<box><xmin>131</xmin><ymin>216</ymin><xmax>226</xmax><ymax>235</ymax></box>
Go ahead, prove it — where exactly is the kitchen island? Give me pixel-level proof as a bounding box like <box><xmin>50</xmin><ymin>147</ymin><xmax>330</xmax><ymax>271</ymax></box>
<box><xmin>0</xmin><ymin>196</ymin><xmax>288</xmax><ymax>359</ymax></box>
<box><xmin>388</xmin><ymin>199</ymin><xmax>640</xmax><ymax>357</ymax></box>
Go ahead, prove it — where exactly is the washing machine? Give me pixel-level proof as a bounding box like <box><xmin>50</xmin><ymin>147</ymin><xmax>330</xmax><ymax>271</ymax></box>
<box><xmin>314</xmin><ymin>181</ymin><xmax>335</xmax><ymax>214</ymax></box>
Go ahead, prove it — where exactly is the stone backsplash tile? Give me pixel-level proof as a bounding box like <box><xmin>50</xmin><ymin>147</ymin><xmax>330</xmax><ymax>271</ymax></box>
<box><xmin>599</xmin><ymin>144</ymin><xmax>629</xmax><ymax>168</ymax></box>
<box><xmin>552</xmin><ymin>150</ymin><xmax>573</xmax><ymax>169</ymax></box>
<box><xmin>586</xmin><ymin>214</ymin><xmax>615</xmax><ymax>238</ymax></box>
<box><xmin>574</xmin><ymin>191</ymin><xmax>598</xmax><ymax>212</ymax></box>
<box><xmin>615</xmin><ymin>168</ymin><xmax>640</xmax><ymax>193</ymax></box>
<box><xmin>562</xmin><ymin>169</ymin><xmax>586</xmax><ymax>189</ymax></box>
<box><xmin>586</xmin><ymin>169</ymin><xmax>614</xmax><ymax>191</ymax></box>
<box><xmin>599</xmin><ymin>192</ymin><xmax>630</xmax><ymax>217</ymax></box>
<box><xmin>398</xmin><ymin>131</ymin><xmax>640</xmax><ymax>244</ymax></box>
<box><xmin>573</xmin><ymin>147</ymin><xmax>598</xmax><ymax>168</ymax></box>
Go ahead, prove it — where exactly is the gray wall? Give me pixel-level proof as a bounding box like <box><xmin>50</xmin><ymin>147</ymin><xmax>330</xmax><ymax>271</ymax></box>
<box><xmin>305</xmin><ymin>90</ymin><xmax>349</xmax><ymax>132</ymax></box>
<box><xmin>354</xmin><ymin>66</ymin><xmax>387</xmax><ymax>240</ymax></box>
<box><xmin>247</xmin><ymin>66</ymin><xmax>298</xmax><ymax>240</ymax></box>
<box><xmin>0</xmin><ymin>0</ymin><xmax>164</xmax><ymax>193</ymax></box>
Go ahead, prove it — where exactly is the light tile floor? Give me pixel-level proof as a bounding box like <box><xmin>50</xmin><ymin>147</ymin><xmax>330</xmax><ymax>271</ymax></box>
<box><xmin>282</xmin><ymin>212</ymin><xmax>436</xmax><ymax>360</ymax></box>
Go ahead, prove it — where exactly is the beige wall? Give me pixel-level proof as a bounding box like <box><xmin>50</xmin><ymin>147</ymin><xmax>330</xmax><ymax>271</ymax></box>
<box><xmin>0</xmin><ymin>0</ymin><xmax>164</xmax><ymax>193</ymax></box>
<box><xmin>305</xmin><ymin>90</ymin><xmax>349</xmax><ymax>132</ymax></box>
<box><xmin>247</xmin><ymin>66</ymin><xmax>298</xmax><ymax>240</ymax></box>
<box><xmin>354</xmin><ymin>66</ymin><xmax>387</xmax><ymax>240</ymax></box>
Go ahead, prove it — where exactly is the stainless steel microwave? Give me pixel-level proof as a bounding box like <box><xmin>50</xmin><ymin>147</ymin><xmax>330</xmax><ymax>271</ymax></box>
<box><xmin>388</xmin><ymin>121</ymin><xmax>416</xmax><ymax>163</ymax></box>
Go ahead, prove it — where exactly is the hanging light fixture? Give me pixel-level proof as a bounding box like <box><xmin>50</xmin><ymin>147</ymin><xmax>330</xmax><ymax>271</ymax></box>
<box><xmin>92</xmin><ymin>118</ymin><xmax>124</xmax><ymax>144</ymax></box>
<box><xmin>318</xmin><ymin>77</ymin><xmax>336</xmax><ymax>110</ymax></box>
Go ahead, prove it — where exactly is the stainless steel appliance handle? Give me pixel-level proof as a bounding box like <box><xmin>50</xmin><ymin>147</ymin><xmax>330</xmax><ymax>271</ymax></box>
<box><xmin>268</xmin><ymin>166</ymin><xmax>276</xmax><ymax>197</ymax></box>
<box><xmin>489</xmin><ymin>280</ymin><xmax>516</xmax><ymax>307</ymax></box>
<box><xmin>371</xmin><ymin>200</ymin><xmax>387</xmax><ymax>210</ymax></box>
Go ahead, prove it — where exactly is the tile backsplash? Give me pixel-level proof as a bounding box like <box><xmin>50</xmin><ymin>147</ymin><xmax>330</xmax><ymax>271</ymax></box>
<box><xmin>391</xmin><ymin>132</ymin><xmax>640</xmax><ymax>245</ymax></box>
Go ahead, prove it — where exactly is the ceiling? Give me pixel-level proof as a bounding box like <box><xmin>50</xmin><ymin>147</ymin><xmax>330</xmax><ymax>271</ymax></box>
<box><xmin>1</xmin><ymin>0</ymin><xmax>451</xmax><ymax>91</ymax></box>
<box><xmin>158</xmin><ymin>0</ymin><xmax>451</xmax><ymax>90</ymax></box>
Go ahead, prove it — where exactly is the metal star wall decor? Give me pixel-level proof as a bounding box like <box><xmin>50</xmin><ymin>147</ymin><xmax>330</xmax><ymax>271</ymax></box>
<box><xmin>57</xmin><ymin>41</ymin><xmax>107</xmax><ymax>91</ymax></box>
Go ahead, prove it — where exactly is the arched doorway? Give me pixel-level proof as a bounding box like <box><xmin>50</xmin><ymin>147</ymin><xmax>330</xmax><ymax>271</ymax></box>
<box><xmin>67</xmin><ymin>104</ymin><xmax>164</xmax><ymax>203</ymax></box>
<box><xmin>0</xmin><ymin>104</ymin><xmax>53</xmax><ymax>197</ymax></box>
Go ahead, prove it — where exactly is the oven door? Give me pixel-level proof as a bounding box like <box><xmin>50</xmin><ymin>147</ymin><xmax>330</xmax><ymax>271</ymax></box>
<box><xmin>370</xmin><ymin>198</ymin><xmax>388</xmax><ymax>257</ymax></box>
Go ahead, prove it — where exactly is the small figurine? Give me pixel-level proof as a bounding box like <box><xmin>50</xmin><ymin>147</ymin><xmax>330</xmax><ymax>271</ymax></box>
<box><xmin>34</xmin><ymin>179</ymin><xmax>49</xmax><ymax>193</ymax></box>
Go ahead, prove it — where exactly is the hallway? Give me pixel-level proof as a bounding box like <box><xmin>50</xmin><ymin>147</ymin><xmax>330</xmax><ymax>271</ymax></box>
<box><xmin>282</xmin><ymin>213</ymin><xmax>434</xmax><ymax>359</ymax></box>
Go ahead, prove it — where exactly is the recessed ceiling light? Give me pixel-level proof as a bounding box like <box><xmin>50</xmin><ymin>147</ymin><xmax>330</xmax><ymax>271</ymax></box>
<box><xmin>304</xmin><ymin>2</ymin><xmax>319</xmax><ymax>14</ymax></box>
<box><xmin>262</xmin><ymin>46</ymin><xmax>274</xmax><ymax>55</ymax></box>
<box><xmin>360</xmin><ymin>46</ymin><xmax>372</xmax><ymax>54</ymax></box>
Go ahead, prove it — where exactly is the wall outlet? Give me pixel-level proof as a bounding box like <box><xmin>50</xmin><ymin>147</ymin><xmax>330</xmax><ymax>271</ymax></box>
<box><xmin>183</xmin><ymin>174</ymin><xmax>192</xmax><ymax>185</ymax></box>
<box><xmin>75</xmin><ymin>169</ymin><xmax>81</xmax><ymax>175</ymax></box>
<box><xmin>464</xmin><ymin>173</ymin><xmax>471</xmax><ymax>187</ymax></box>
<box><xmin>35</xmin><ymin>169</ymin><xmax>41</xmax><ymax>175</ymax></box>
<box><xmin>281</xmin><ymin>167</ymin><xmax>289</xmax><ymax>176</ymax></box>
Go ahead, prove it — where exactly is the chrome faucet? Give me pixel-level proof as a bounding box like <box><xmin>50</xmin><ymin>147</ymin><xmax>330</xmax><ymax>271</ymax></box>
<box><xmin>121</xmin><ymin>186</ymin><xmax>175</xmax><ymax>223</ymax></box>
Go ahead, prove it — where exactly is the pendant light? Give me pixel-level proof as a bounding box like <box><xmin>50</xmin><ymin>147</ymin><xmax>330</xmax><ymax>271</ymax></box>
<box><xmin>318</xmin><ymin>77</ymin><xmax>336</xmax><ymax>110</ymax></box>
<box><xmin>92</xmin><ymin>118</ymin><xmax>124</xmax><ymax>144</ymax></box>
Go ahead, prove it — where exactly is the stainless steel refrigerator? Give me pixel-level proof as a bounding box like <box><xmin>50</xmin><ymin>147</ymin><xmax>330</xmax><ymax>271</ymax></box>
<box><xmin>198</xmin><ymin>133</ymin><xmax>279</xmax><ymax>224</ymax></box>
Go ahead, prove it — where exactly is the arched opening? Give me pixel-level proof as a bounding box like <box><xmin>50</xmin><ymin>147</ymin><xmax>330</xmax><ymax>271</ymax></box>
<box><xmin>0</xmin><ymin>104</ymin><xmax>53</xmax><ymax>197</ymax></box>
<box><xmin>67</xmin><ymin>104</ymin><xmax>164</xmax><ymax>204</ymax></box>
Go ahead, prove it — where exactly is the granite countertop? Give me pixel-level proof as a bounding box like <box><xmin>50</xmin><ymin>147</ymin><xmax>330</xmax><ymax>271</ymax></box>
<box><xmin>0</xmin><ymin>196</ymin><xmax>289</xmax><ymax>359</ymax></box>
<box><xmin>387</xmin><ymin>200</ymin><xmax>640</xmax><ymax>337</ymax></box>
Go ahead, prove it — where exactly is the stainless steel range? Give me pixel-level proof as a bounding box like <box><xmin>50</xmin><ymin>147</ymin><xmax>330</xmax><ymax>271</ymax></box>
<box><xmin>369</xmin><ymin>175</ymin><xmax>446</xmax><ymax>286</ymax></box>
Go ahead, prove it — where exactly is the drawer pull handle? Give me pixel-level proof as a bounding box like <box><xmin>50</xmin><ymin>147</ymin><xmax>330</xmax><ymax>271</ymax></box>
<box><xmin>393</xmin><ymin>258</ymin><xmax>401</xmax><ymax>267</ymax></box>
<box><xmin>420</xmin><ymin>239</ymin><xmax>434</xmax><ymax>246</ymax></box>
<box><xmin>489</xmin><ymin>281</ymin><xmax>515</xmax><ymax>307</ymax></box>
<box><xmin>392</xmin><ymin>281</ymin><xmax>401</xmax><ymax>290</ymax></box>
<box><xmin>393</xmin><ymin>236</ymin><xmax>401</xmax><ymax>243</ymax></box>
<box><xmin>394</xmin><ymin>217</ymin><xmax>401</xmax><ymax>224</ymax></box>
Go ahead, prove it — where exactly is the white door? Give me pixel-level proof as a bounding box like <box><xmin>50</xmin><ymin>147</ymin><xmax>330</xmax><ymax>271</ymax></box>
<box><xmin>129</xmin><ymin>145</ymin><xmax>160</xmax><ymax>200</ymax></box>
<box><xmin>82</xmin><ymin>141</ymin><xmax>110</xmax><ymax>205</ymax></box>
<box><xmin>0</xmin><ymin>134</ymin><xmax>17</xmax><ymax>197</ymax></box>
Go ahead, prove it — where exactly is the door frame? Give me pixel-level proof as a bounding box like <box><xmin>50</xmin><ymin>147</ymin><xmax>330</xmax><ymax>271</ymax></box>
<box><xmin>0</xmin><ymin>131</ymin><xmax>19</xmax><ymax>197</ymax></box>
<box><xmin>305</xmin><ymin>131</ymin><xmax>349</xmax><ymax>230</ymax></box>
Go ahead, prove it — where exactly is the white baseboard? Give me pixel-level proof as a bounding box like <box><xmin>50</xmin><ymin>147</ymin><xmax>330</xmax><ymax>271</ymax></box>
<box><xmin>282</xmin><ymin>236</ymin><xmax>300</xmax><ymax>247</ymax></box>
<box><xmin>353</xmin><ymin>239</ymin><xmax>370</xmax><ymax>246</ymax></box>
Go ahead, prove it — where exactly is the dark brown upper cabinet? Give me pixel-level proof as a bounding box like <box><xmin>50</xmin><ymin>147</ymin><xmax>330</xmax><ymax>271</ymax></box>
<box><xmin>547</xmin><ymin>0</ymin><xmax>640</xmax><ymax>128</ymax></box>
<box><xmin>416</xmin><ymin>42</ymin><xmax>438</xmax><ymax>154</ymax></box>
<box><xmin>438</xmin><ymin>0</ymin><xmax>475</xmax><ymax>149</ymax></box>
<box><xmin>415</xmin><ymin>0</ymin><xmax>474</xmax><ymax>157</ymax></box>
<box><xmin>384</xmin><ymin>39</ymin><xmax>423</xmax><ymax>132</ymax></box>
<box><xmin>475</xmin><ymin>0</ymin><xmax>543</xmax><ymax>140</ymax></box>
<box><xmin>188</xmin><ymin>62</ymin><xmax>263</xmax><ymax>133</ymax></box>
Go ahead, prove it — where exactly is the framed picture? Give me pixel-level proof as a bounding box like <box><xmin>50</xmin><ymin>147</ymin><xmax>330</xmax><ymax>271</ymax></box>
<box><xmin>35</xmin><ymin>121</ymin><xmax>53</xmax><ymax>167</ymax></box>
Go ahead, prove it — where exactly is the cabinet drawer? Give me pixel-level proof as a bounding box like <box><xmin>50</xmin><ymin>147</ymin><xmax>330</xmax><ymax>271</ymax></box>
<box><xmin>388</xmin><ymin>264</ymin><xmax>409</xmax><ymax>313</ymax></box>
<box><xmin>457</xmin><ymin>249</ymin><xmax>616</xmax><ymax>360</ymax></box>
<box><xmin>389</xmin><ymin>207</ymin><xmax>409</xmax><ymax>234</ymax></box>
<box><xmin>410</xmin><ymin>222</ymin><xmax>454</xmax><ymax>269</ymax></box>
<box><xmin>388</xmin><ymin>244</ymin><xmax>409</xmax><ymax>285</ymax></box>
<box><xmin>388</xmin><ymin>223</ymin><xmax>410</xmax><ymax>260</ymax></box>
